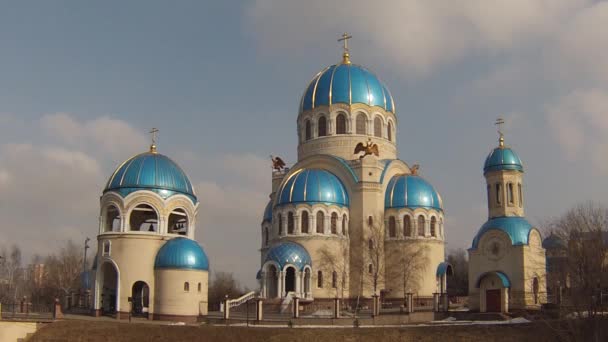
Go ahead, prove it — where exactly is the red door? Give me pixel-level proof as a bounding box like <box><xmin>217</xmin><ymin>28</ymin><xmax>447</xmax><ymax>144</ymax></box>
<box><xmin>486</xmin><ymin>289</ymin><xmax>501</xmax><ymax>312</ymax></box>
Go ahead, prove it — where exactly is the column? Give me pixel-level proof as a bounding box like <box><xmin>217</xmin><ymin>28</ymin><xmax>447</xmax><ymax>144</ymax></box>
<box><xmin>295</xmin><ymin>214</ymin><xmax>301</xmax><ymax>234</ymax></box>
<box><xmin>295</xmin><ymin>271</ymin><xmax>302</xmax><ymax>296</ymax></box>
<box><xmin>292</xmin><ymin>296</ymin><xmax>300</xmax><ymax>318</ymax></box>
<box><xmin>324</xmin><ymin>215</ymin><xmax>330</xmax><ymax>234</ymax></box>
<box><xmin>500</xmin><ymin>287</ymin><xmax>509</xmax><ymax>313</ymax></box>
<box><xmin>256</xmin><ymin>298</ymin><xmax>264</xmax><ymax>321</ymax></box>
<box><xmin>279</xmin><ymin>271</ymin><xmax>285</xmax><ymax>297</ymax></box>
<box><xmin>260</xmin><ymin>272</ymin><xmax>267</xmax><ymax>298</ymax></box>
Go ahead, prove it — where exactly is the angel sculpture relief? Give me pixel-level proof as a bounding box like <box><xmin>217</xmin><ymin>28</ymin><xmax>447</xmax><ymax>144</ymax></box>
<box><xmin>354</xmin><ymin>138</ymin><xmax>379</xmax><ymax>159</ymax></box>
<box><xmin>270</xmin><ymin>155</ymin><xmax>286</xmax><ymax>171</ymax></box>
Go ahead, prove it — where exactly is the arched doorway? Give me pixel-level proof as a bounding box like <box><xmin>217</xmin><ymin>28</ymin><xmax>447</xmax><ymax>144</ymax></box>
<box><xmin>285</xmin><ymin>267</ymin><xmax>296</xmax><ymax>294</ymax></box>
<box><xmin>131</xmin><ymin>281</ymin><xmax>150</xmax><ymax>316</ymax></box>
<box><xmin>99</xmin><ymin>262</ymin><xmax>118</xmax><ymax>315</ymax></box>
<box><xmin>266</xmin><ymin>265</ymin><xmax>278</xmax><ymax>298</ymax></box>
<box><xmin>476</xmin><ymin>271</ymin><xmax>511</xmax><ymax>313</ymax></box>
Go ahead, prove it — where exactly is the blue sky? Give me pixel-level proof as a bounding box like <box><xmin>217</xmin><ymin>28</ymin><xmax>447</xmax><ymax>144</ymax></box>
<box><xmin>1</xmin><ymin>1</ymin><xmax>607</xmax><ymax>287</ymax></box>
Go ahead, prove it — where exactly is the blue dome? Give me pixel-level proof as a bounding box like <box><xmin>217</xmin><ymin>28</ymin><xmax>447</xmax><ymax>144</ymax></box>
<box><xmin>300</xmin><ymin>63</ymin><xmax>395</xmax><ymax>113</ymax></box>
<box><xmin>263</xmin><ymin>200</ymin><xmax>273</xmax><ymax>222</ymax></box>
<box><xmin>105</xmin><ymin>152</ymin><xmax>196</xmax><ymax>202</ymax></box>
<box><xmin>265</xmin><ymin>242</ymin><xmax>311</xmax><ymax>271</ymax></box>
<box><xmin>385</xmin><ymin>174</ymin><xmax>443</xmax><ymax>210</ymax></box>
<box><xmin>471</xmin><ymin>216</ymin><xmax>534</xmax><ymax>249</ymax></box>
<box><xmin>277</xmin><ymin>169</ymin><xmax>349</xmax><ymax>207</ymax></box>
<box><xmin>154</xmin><ymin>237</ymin><xmax>209</xmax><ymax>271</ymax></box>
<box><xmin>484</xmin><ymin>147</ymin><xmax>523</xmax><ymax>174</ymax></box>
<box><xmin>543</xmin><ymin>234</ymin><xmax>566</xmax><ymax>249</ymax></box>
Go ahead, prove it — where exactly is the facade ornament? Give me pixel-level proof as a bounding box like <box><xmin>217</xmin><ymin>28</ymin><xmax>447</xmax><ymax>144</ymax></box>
<box><xmin>270</xmin><ymin>155</ymin><xmax>286</xmax><ymax>171</ymax></box>
<box><xmin>410</xmin><ymin>164</ymin><xmax>420</xmax><ymax>176</ymax></box>
<box><xmin>354</xmin><ymin>138</ymin><xmax>379</xmax><ymax>159</ymax></box>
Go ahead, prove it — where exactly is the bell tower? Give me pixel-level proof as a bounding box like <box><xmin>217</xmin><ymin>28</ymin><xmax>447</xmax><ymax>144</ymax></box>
<box><xmin>484</xmin><ymin>118</ymin><xmax>525</xmax><ymax>218</ymax></box>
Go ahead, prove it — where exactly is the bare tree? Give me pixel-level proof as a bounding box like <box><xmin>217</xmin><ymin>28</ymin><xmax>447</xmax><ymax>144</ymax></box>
<box><xmin>363</xmin><ymin>214</ymin><xmax>385</xmax><ymax>296</ymax></box>
<box><xmin>386</xmin><ymin>242</ymin><xmax>429</xmax><ymax>300</ymax></box>
<box><xmin>546</xmin><ymin>202</ymin><xmax>608</xmax><ymax>317</ymax></box>
<box><xmin>446</xmin><ymin>248</ymin><xmax>468</xmax><ymax>296</ymax></box>
<box><xmin>208</xmin><ymin>272</ymin><xmax>245</xmax><ymax>307</ymax></box>
<box><xmin>318</xmin><ymin>240</ymin><xmax>349</xmax><ymax>298</ymax></box>
<box><xmin>0</xmin><ymin>244</ymin><xmax>23</xmax><ymax>302</ymax></box>
<box><xmin>44</xmin><ymin>240</ymin><xmax>83</xmax><ymax>297</ymax></box>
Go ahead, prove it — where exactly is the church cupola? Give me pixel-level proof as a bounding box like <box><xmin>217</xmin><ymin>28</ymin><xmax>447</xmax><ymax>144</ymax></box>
<box><xmin>484</xmin><ymin>119</ymin><xmax>525</xmax><ymax>218</ymax></box>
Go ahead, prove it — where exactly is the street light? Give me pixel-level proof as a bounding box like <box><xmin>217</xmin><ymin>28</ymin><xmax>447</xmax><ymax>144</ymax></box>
<box><xmin>83</xmin><ymin>238</ymin><xmax>90</xmax><ymax>287</ymax></box>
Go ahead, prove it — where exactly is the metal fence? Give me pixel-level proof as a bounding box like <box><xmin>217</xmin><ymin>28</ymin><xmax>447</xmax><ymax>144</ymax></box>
<box><xmin>1</xmin><ymin>301</ymin><xmax>53</xmax><ymax>320</ymax></box>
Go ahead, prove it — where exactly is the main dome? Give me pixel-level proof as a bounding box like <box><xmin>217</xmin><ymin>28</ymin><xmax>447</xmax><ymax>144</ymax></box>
<box><xmin>277</xmin><ymin>168</ymin><xmax>349</xmax><ymax>207</ymax></box>
<box><xmin>300</xmin><ymin>63</ymin><xmax>395</xmax><ymax>113</ymax></box>
<box><xmin>385</xmin><ymin>174</ymin><xmax>443</xmax><ymax>211</ymax></box>
<box><xmin>105</xmin><ymin>151</ymin><xmax>196</xmax><ymax>201</ymax></box>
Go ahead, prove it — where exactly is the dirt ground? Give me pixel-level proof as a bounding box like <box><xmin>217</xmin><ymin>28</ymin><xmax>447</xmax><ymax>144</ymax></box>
<box><xmin>28</xmin><ymin>319</ymin><xmax>571</xmax><ymax>342</ymax></box>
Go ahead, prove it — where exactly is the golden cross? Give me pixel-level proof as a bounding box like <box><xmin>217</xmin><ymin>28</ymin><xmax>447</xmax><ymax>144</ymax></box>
<box><xmin>150</xmin><ymin>127</ymin><xmax>159</xmax><ymax>145</ymax></box>
<box><xmin>338</xmin><ymin>33</ymin><xmax>353</xmax><ymax>54</ymax></box>
<box><xmin>495</xmin><ymin>117</ymin><xmax>505</xmax><ymax>147</ymax></box>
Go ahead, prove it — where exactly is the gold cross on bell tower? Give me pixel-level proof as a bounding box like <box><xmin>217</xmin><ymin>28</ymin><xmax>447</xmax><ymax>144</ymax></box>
<box><xmin>149</xmin><ymin>127</ymin><xmax>159</xmax><ymax>153</ymax></box>
<box><xmin>338</xmin><ymin>33</ymin><xmax>353</xmax><ymax>64</ymax></box>
<box><xmin>495</xmin><ymin>117</ymin><xmax>505</xmax><ymax>148</ymax></box>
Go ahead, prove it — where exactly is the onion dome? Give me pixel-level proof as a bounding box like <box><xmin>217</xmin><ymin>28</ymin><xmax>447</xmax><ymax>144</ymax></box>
<box><xmin>385</xmin><ymin>174</ymin><xmax>443</xmax><ymax>211</ymax></box>
<box><xmin>542</xmin><ymin>234</ymin><xmax>566</xmax><ymax>250</ymax></box>
<box><xmin>484</xmin><ymin>147</ymin><xmax>523</xmax><ymax>174</ymax></box>
<box><xmin>154</xmin><ymin>237</ymin><xmax>209</xmax><ymax>271</ymax></box>
<box><xmin>265</xmin><ymin>241</ymin><xmax>311</xmax><ymax>271</ymax></box>
<box><xmin>277</xmin><ymin>169</ymin><xmax>349</xmax><ymax>207</ymax></box>
<box><xmin>300</xmin><ymin>63</ymin><xmax>395</xmax><ymax>113</ymax></box>
<box><xmin>471</xmin><ymin>217</ymin><xmax>534</xmax><ymax>249</ymax></box>
<box><xmin>105</xmin><ymin>151</ymin><xmax>196</xmax><ymax>202</ymax></box>
<box><xmin>262</xmin><ymin>200</ymin><xmax>273</xmax><ymax>223</ymax></box>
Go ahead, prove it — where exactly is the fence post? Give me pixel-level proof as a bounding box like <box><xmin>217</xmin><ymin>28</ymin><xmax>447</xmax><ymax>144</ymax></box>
<box><xmin>0</xmin><ymin>303</ymin><xmax>2</xmax><ymax>320</ymax></box>
<box><xmin>406</xmin><ymin>293</ymin><xmax>413</xmax><ymax>313</ymax></box>
<box><xmin>223</xmin><ymin>296</ymin><xmax>230</xmax><ymax>320</ymax></box>
<box><xmin>433</xmin><ymin>293</ymin><xmax>439</xmax><ymax>312</ymax></box>
<box><xmin>292</xmin><ymin>296</ymin><xmax>299</xmax><ymax>319</ymax></box>
<box><xmin>256</xmin><ymin>298</ymin><xmax>263</xmax><ymax>322</ymax></box>
<box><xmin>334</xmin><ymin>297</ymin><xmax>340</xmax><ymax>319</ymax></box>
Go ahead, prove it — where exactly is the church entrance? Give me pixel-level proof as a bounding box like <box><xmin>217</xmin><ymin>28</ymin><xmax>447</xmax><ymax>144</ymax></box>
<box><xmin>267</xmin><ymin>265</ymin><xmax>278</xmax><ymax>298</ymax></box>
<box><xmin>285</xmin><ymin>267</ymin><xmax>296</xmax><ymax>293</ymax></box>
<box><xmin>486</xmin><ymin>289</ymin><xmax>501</xmax><ymax>312</ymax></box>
<box><xmin>131</xmin><ymin>281</ymin><xmax>149</xmax><ymax>317</ymax></box>
<box><xmin>100</xmin><ymin>262</ymin><xmax>118</xmax><ymax>315</ymax></box>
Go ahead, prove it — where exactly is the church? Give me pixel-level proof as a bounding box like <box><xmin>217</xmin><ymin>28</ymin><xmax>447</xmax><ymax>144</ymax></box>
<box><xmin>257</xmin><ymin>37</ymin><xmax>451</xmax><ymax>307</ymax></box>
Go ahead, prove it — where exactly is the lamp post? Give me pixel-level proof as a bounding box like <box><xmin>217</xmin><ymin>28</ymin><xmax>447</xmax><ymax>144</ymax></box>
<box><xmin>83</xmin><ymin>238</ymin><xmax>90</xmax><ymax>286</ymax></box>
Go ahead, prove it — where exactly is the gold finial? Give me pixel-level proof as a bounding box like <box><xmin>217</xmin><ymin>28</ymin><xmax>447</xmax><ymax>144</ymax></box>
<box><xmin>495</xmin><ymin>117</ymin><xmax>505</xmax><ymax>148</ymax></box>
<box><xmin>149</xmin><ymin>127</ymin><xmax>159</xmax><ymax>153</ymax></box>
<box><xmin>338</xmin><ymin>33</ymin><xmax>353</xmax><ymax>64</ymax></box>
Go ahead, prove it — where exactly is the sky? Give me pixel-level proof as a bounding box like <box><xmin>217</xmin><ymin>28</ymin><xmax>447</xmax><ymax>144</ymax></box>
<box><xmin>1</xmin><ymin>0</ymin><xmax>607</xmax><ymax>287</ymax></box>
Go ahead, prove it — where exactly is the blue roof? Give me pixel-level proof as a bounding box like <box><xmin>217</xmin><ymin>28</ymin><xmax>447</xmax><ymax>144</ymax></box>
<box><xmin>484</xmin><ymin>147</ymin><xmax>523</xmax><ymax>173</ymax></box>
<box><xmin>471</xmin><ymin>216</ymin><xmax>534</xmax><ymax>249</ymax></box>
<box><xmin>105</xmin><ymin>152</ymin><xmax>196</xmax><ymax>202</ymax></box>
<box><xmin>265</xmin><ymin>241</ymin><xmax>312</xmax><ymax>271</ymax></box>
<box><xmin>277</xmin><ymin>169</ymin><xmax>349</xmax><ymax>207</ymax></box>
<box><xmin>154</xmin><ymin>237</ymin><xmax>209</xmax><ymax>271</ymax></box>
<box><xmin>385</xmin><ymin>174</ymin><xmax>443</xmax><ymax>210</ymax></box>
<box><xmin>300</xmin><ymin>63</ymin><xmax>395</xmax><ymax>113</ymax></box>
<box><xmin>263</xmin><ymin>200</ymin><xmax>273</xmax><ymax>222</ymax></box>
<box><xmin>436</xmin><ymin>262</ymin><xmax>454</xmax><ymax>277</ymax></box>
<box><xmin>475</xmin><ymin>271</ymin><xmax>511</xmax><ymax>288</ymax></box>
<box><xmin>543</xmin><ymin>234</ymin><xmax>566</xmax><ymax>249</ymax></box>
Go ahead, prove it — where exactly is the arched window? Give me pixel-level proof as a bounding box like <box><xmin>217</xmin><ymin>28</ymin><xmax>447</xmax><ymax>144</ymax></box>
<box><xmin>342</xmin><ymin>214</ymin><xmax>347</xmax><ymax>235</ymax></box>
<box><xmin>368</xmin><ymin>239</ymin><xmax>373</xmax><ymax>250</ymax></box>
<box><xmin>317</xmin><ymin>271</ymin><xmax>323</xmax><ymax>288</ymax></box>
<box><xmin>332</xmin><ymin>271</ymin><xmax>338</xmax><ymax>288</ymax></box>
<box><xmin>305</xmin><ymin>119</ymin><xmax>312</xmax><ymax>140</ymax></box>
<box><xmin>368</xmin><ymin>264</ymin><xmax>373</xmax><ymax>274</ymax></box>
<box><xmin>418</xmin><ymin>216</ymin><xmax>426</xmax><ymax>237</ymax></box>
<box><xmin>487</xmin><ymin>185</ymin><xmax>491</xmax><ymax>209</ymax></box>
<box><xmin>264</xmin><ymin>227</ymin><xmax>269</xmax><ymax>246</ymax></box>
<box><xmin>198</xmin><ymin>282</ymin><xmax>202</xmax><ymax>292</ymax></box>
<box><xmin>129</xmin><ymin>204</ymin><xmax>158</xmax><ymax>232</ymax></box>
<box><xmin>495</xmin><ymin>183</ymin><xmax>502</xmax><ymax>205</ymax></box>
<box><xmin>287</xmin><ymin>212</ymin><xmax>294</xmax><ymax>234</ymax></box>
<box><xmin>533</xmin><ymin>277</ymin><xmax>539</xmax><ymax>304</ymax></box>
<box><xmin>102</xmin><ymin>240</ymin><xmax>111</xmax><ymax>256</ymax></box>
<box><xmin>336</xmin><ymin>113</ymin><xmax>346</xmax><ymax>134</ymax></box>
<box><xmin>507</xmin><ymin>183</ymin><xmax>514</xmax><ymax>204</ymax></box>
<box><xmin>318</xmin><ymin>116</ymin><xmax>327</xmax><ymax>137</ymax></box>
<box><xmin>184</xmin><ymin>282</ymin><xmax>190</xmax><ymax>292</ymax></box>
<box><xmin>316</xmin><ymin>211</ymin><xmax>324</xmax><ymax>233</ymax></box>
<box><xmin>518</xmin><ymin>183</ymin><xmax>523</xmax><ymax>207</ymax></box>
<box><xmin>104</xmin><ymin>205</ymin><xmax>120</xmax><ymax>232</ymax></box>
<box><xmin>301</xmin><ymin>211</ymin><xmax>309</xmax><ymax>234</ymax></box>
<box><xmin>356</xmin><ymin>113</ymin><xmax>366</xmax><ymax>134</ymax></box>
<box><xmin>278</xmin><ymin>215</ymin><xmax>283</xmax><ymax>235</ymax></box>
<box><xmin>387</xmin><ymin>121</ymin><xmax>393</xmax><ymax>142</ymax></box>
<box><xmin>168</xmin><ymin>208</ymin><xmax>188</xmax><ymax>235</ymax></box>
<box><xmin>368</xmin><ymin>216</ymin><xmax>373</xmax><ymax>227</ymax></box>
<box><xmin>331</xmin><ymin>213</ymin><xmax>338</xmax><ymax>234</ymax></box>
<box><xmin>430</xmin><ymin>217</ymin><xmax>437</xmax><ymax>237</ymax></box>
<box><xmin>403</xmin><ymin>215</ymin><xmax>411</xmax><ymax>237</ymax></box>
<box><xmin>388</xmin><ymin>216</ymin><xmax>396</xmax><ymax>238</ymax></box>
<box><xmin>374</xmin><ymin>117</ymin><xmax>382</xmax><ymax>137</ymax></box>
